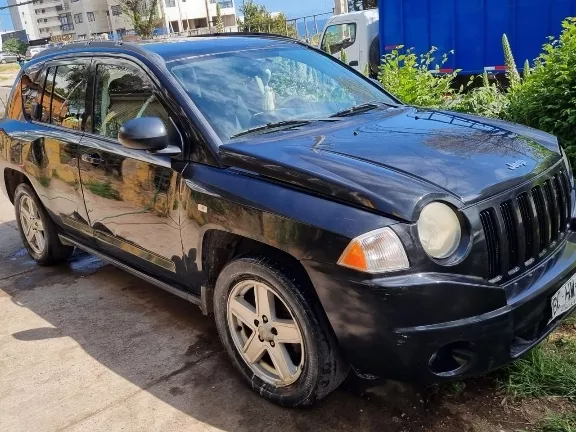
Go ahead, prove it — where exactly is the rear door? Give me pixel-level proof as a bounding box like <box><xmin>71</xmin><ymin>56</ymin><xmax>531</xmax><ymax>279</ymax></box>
<box><xmin>321</xmin><ymin>21</ymin><xmax>360</xmax><ymax>70</ymax></box>
<box><xmin>77</xmin><ymin>57</ymin><xmax>185</xmax><ymax>283</ymax></box>
<box><xmin>17</xmin><ymin>58</ymin><xmax>97</xmax><ymax>247</ymax></box>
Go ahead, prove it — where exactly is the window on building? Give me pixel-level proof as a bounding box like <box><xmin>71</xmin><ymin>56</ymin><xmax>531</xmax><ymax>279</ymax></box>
<box><xmin>41</xmin><ymin>9</ymin><xmax>45</xmax><ymax>13</ymax></box>
<box><xmin>48</xmin><ymin>64</ymin><xmax>88</xmax><ymax>130</ymax></box>
<box><xmin>73</xmin><ymin>13</ymin><xmax>83</xmax><ymax>24</ymax></box>
<box><xmin>111</xmin><ymin>5</ymin><xmax>121</xmax><ymax>15</ymax></box>
<box><xmin>93</xmin><ymin>62</ymin><xmax>170</xmax><ymax>138</ymax></box>
<box><xmin>87</xmin><ymin>11</ymin><xmax>95</xmax><ymax>22</ymax></box>
<box><xmin>22</xmin><ymin>11</ymin><xmax>24</xmax><ymax>15</ymax></box>
<box><xmin>165</xmin><ymin>0</ymin><xmax>175</xmax><ymax>7</ymax></box>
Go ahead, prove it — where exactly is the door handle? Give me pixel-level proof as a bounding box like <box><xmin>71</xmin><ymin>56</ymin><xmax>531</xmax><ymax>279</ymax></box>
<box><xmin>348</xmin><ymin>60</ymin><xmax>359</xmax><ymax>66</ymax></box>
<box><xmin>81</xmin><ymin>153</ymin><xmax>104</xmax><ymax>166</ymax></box>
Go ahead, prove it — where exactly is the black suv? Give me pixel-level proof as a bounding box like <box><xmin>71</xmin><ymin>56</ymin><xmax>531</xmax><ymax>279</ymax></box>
<box><xmin>1</xmin><ymin>35</ymin><xmax>575</xmax><ymax>407</ymax></box>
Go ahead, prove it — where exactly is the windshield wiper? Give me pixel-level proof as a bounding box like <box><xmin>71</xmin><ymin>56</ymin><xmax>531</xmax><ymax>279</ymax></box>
<box><xmin>230</xmin><ymin>120</ymin><xmax>312</xmax><ymax>139</ymax></box>
<box><xmin>329</xmin><ymin>101</ymin><xmax>395</xmax><ymax>118</ymax></box>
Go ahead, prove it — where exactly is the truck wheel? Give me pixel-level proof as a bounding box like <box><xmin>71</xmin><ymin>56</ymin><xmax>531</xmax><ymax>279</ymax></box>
<box><xmin>14</xmin><ymin>184</ymin><xmax>74</xmax><ymax>265</ymax></box>
<box><xmin>214</xmin><ymin>257</ymin><xmax>348</xmax><ymax>407</ymax></box>
<box><xmin>369</xmin><ymin>36</ymin><xmax>380</xmax><ymax>78</ymax></box>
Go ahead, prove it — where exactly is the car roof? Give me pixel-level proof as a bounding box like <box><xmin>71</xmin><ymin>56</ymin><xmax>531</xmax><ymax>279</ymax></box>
<box><xmin>33</xmin><ymin>34</ymin><xmax>303</xmax><ymax>65</ymax></box>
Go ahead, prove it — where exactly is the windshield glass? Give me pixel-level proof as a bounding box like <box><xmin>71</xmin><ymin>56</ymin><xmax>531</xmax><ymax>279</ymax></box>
<box><xmin>167</xmin><ymin>44</ymin><xmax>396</xmax><ymax>142</ymax></box>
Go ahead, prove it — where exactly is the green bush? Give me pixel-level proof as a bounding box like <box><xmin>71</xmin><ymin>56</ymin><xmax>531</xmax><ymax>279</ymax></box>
<box><xmin>507</xmin><ymin>18</ymin><xmax>576</xmax><ymax>166</ymax></box>
<box><xmin>378</xmin><ymin>46</ymin><xmax>460</xmax><ymax>108</ymax></box>
<box><xmin>449</xmin><ymin>72</ymin><xmax>509</xmax><ymax>118</ymax></box>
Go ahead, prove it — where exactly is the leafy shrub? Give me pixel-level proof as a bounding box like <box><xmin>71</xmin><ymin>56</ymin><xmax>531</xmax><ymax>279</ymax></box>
<box><xmin>449</xmin><ymin>72</ymin><xmax>509</xmax><ymax>118</ymax></box>
<box><xmin>507</xmin><ymin>18</ymin><xmax>576</xmax><ymax>166</ymax></box>
<box><xmin>378</xmin><ymin>46</ymin><xmax>460</xmax><ymax>107</ymax></box>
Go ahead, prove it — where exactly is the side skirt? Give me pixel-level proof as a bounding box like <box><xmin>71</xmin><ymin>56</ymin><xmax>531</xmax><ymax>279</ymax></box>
<box><xmin>59</xmin><ymin>234</ymin><xmax>205</xmax><ymax>312</ymax></box>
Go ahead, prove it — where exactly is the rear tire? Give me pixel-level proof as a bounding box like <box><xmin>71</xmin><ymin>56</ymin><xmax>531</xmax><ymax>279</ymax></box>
<box><xmin>14</xmin><ymin>183</ymin><xmax>74</xmax><ymax>265</ymax></box>
<box><xmin>214</xmin><ymin>257</ymin><xmax>348</xmax><ymax>407</ymax></box>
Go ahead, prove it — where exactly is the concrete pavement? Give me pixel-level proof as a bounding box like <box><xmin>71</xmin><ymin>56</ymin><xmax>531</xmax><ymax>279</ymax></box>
<box><xmin>0</xmin><ymin>190</ymin><xmax>423</xmax><ymax>432</ymax></box>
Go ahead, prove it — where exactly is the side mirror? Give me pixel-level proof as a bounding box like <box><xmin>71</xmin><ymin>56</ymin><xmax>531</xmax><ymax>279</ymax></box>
<box><xmin>118</xmin><ymin>117</ymin><xmax>170</xmax><ymax>152</ymax></box>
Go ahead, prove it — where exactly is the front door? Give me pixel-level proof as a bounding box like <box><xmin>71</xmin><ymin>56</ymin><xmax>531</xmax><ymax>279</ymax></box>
<box><xmin>321</xmin><ymin>22</ymin><xmax>360</xmax><ymax>70</ymax></box>
<box><xmin>77</xmin><ymin>58</ymin><xmax>185</xmax><ymax>283</ymax></box>
<box><xmin>18</xmin><ymin>59</ymin><xmax>97</xmax><ymax>247</ymax></box>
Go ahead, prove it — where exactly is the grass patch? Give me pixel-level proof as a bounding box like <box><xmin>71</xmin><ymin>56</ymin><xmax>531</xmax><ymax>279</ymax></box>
<box><xmin>85</xmin><ymin>180</ymin><xmax>122</xmax><ymax>201</ymax></box>
<box><xmin>564</xmin><ymin>312</ymin><xmax>576</xmax><ymax>327</ymax></box>
<box><xmin>501</xmin><ymin>337</ymin><xmax>576</xmax><ymax>399</ymax></box>
<box><xmin>0</xmin><ymin>63</ymin><xmax>20</xmax><ymax>73</ymax></box>
<box><xmin>536</xmin><ymin>411</ymin><xmax>576</xmax><ymax>432</ymax></box>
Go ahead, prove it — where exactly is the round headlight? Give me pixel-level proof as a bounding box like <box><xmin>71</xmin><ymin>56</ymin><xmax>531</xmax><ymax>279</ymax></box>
<box><xmin>417</xmin><ymin>202</ymin><xmax>461</xmax><ymax>259</ymax></box>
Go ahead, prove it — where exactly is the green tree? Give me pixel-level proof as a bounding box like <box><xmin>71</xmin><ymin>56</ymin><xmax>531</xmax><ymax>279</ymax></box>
<box><xmin>3</xmin><ymin>38</ymin><xmax>27</xmax><ymax>55</ymax></box>
<box><xmin>237</xmin><ymin>0</ymin><xmax>296</xmax><ymax>38</ymax></box>
<box><xmin>348</xmin><ymin>0</ymin><xmax>376</xmax><ymax>11</ymax></box>
<box><xmin>215</xmin><ymin>3</ymin><xmax>225</xmax><ymax>33</ymax></box>
<box><xmin>119</xmin><ymin>0</ymin><xmax>161</xmax><ymax>39</ymax></box>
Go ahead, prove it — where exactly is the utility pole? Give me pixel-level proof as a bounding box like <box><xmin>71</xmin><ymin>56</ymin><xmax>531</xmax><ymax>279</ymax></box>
<box><xmin>204</xmin><ymin>0</ymin><xmax>212</xmax><ymax>32</ymax></box>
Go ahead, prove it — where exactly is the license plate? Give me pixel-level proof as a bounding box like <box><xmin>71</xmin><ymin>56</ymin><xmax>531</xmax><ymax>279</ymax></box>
<box><xmin>550</xmin><ymin>274</ymin><xmax>576</xmax><ymax>322</ymax></box>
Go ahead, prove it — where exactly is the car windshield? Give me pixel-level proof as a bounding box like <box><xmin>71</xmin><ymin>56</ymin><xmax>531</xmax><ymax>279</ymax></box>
<box><xmin>167</xmin><ymin>44</ymin><xmax>397</xmax><ymax>142</ymax></box>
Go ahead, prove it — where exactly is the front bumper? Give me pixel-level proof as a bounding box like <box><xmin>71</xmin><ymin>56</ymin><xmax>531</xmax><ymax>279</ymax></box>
<box><xmin>303</xmin><ymin>231</ymin><xmax>576</xmax><ymax>382</ymax></box>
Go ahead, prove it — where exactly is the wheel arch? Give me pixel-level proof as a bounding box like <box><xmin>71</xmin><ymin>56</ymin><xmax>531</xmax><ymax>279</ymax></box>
<box><xmin>3</xmin><ymin>167</ymin><xmax>32</xmax><ymax>204</ymax></box>
<box><xmin>199</xmin><ymin>228</ymin><xmax>320</xmax><ymax>315</ymax></box>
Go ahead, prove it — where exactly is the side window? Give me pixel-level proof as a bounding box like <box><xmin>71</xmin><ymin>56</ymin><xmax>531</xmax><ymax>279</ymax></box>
<box><xmin>21</xmin><ymin>65</ymin><xmax>48</xmax><ymax>120</ymax></box>
<box><xmin>49</xmin><ymin>64</ymin><xmax>88</xmax><ymax>130</ymax></box>
<box><xmin>321</xmin><ymin>23</ymin><xmax>357</xmax><ymax>54</ymax></box>
<box><xmin>40</xmin><ymin>66</ymin><xmax>55</xmax><ymax>123</ymax></box>
<box><xmin>93</xmin><ymin>62</ymin><xmax>170</xmax><ymax>139</ymax></box>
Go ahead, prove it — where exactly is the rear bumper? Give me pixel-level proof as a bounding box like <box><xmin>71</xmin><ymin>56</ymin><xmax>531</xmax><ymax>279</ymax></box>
<box><xmin>303</xmin><ymin>231</ymin><xmax>576</xmax><ymax>382</ymax></box>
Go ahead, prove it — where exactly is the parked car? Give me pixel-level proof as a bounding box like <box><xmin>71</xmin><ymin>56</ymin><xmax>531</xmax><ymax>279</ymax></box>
<box><xmin>0</xmin><ymin>52</ymin><xmax>18</xmax><ymax>63</ymax></box>
<box><xmin>27</xmin><ymin>46</ymin><xmax>47</xmax><ymax>58</ymax></box>
<box><xmin>1</xmin><ymin>35</ymin><xmax>575</xmax><ymax>407</ymax></box>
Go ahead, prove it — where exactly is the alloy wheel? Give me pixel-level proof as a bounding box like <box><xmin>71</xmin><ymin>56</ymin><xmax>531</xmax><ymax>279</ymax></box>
<box><xmin>19</xmin><ymin>195</ymin><xmax>46</xmax><ymax>255</ymax></box>
<box><xmin>227</xmin><ymin>279</ymin><xmax>304</xmax><ymax>386</ymax></box>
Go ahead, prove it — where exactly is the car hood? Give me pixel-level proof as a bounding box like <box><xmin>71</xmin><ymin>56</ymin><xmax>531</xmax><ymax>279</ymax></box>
<box><xmin>219</xmin><ymin>107</ymin><xmax>561</xmax><ymax>222</ymax></box>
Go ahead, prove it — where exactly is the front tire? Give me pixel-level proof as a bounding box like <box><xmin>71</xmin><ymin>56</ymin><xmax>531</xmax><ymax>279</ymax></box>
<box><xmin>214</xmin><ymin>257</ymin><xmax>347</xmax><ymax>407</ymax></box>
<box><xmin>14</xmin><ymin>183</ymin><xmax>74</xmax><ymax>265</ymax></box>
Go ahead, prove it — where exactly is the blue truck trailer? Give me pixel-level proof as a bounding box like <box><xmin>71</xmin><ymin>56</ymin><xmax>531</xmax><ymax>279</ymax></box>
<box><xmin>378</xmin><ymin>0</ymin><xmax>576</xmax><ymax>75</ymax></box>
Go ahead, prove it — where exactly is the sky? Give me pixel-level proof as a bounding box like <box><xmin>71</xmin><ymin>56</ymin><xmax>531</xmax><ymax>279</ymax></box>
<box><xmin>0</xmin><ymin>0</ymin><xmax>15</xmax><ymax>32</ymax></box>
<box><xmin>0</xmin><ymin>0</ymin><xmax>334</xmax><ymax>33</ymax></box>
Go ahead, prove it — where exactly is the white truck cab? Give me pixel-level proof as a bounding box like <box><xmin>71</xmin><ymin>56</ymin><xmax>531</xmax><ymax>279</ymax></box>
<box><xmin>318</xmin><ymin>9</ymin><xmax>379</xmax><ymax>76</ymax></box>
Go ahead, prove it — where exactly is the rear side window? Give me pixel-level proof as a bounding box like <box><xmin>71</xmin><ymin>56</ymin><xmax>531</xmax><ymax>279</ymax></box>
<box><xmin>21</xmin><ymin>65</ymin><xmax>48</xmax><ymax>120</ymax></box>
<box><xmin>46</xmin><ymin>64</ymin><xmax>88</xmax><ymax>130</ymax></box>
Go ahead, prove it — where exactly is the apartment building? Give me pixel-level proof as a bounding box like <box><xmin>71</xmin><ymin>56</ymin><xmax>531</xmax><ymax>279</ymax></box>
<box><xmin>9</xmin><ymin>0</ymin><xmax>237</xmax><ymax>41</ymax></box>
<box><xmin>162</xmin><ymin>0</ymin><xmax>237</xmax><ymax>34</ymax></box>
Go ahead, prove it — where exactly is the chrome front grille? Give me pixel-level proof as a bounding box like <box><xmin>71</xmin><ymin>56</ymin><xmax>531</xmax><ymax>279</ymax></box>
<box><xmin>480</xmin><ymin>169</ymin><xmax>571</xmax><ymax>281</ymax></box>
